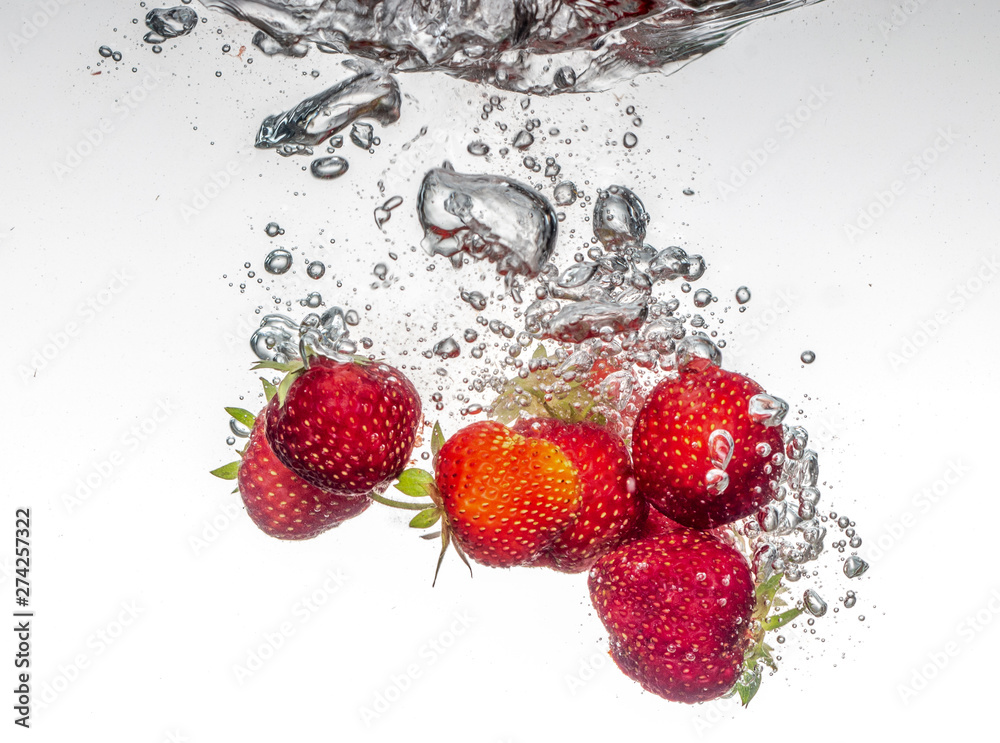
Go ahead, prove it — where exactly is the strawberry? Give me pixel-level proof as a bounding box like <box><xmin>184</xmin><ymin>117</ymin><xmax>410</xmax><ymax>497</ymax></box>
<box><xmin>264</xmin><ymin>355</ymin><xmax>422</xmax><ymax>495</ymax></box>
<box><xmin>433</xmin><ymin>420</ymin><xmax>582</xmax><ymax>568</ymax></box>
<box><xmin>631</xmin><ymin>365</ymin><xmax>785</xmax><ymax>530</ymax></box>
<box><xmin>212</xmin><ymin>403</ymin><xmax>370</xmax><ymax>539</ymax></box>
<box><xmin>588</xmin><ymin>526</ymin><xmax>756</xmax><ymax>703</ymax></box>
<box><xmin>511</xmin><ymin>417</ymin><xmax>646</xmax><ymax>573</ymax></box>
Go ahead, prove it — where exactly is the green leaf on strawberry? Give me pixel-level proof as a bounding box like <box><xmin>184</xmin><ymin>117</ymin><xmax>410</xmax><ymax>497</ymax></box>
<box><xmin>209</xmin><ymin>461</ymin><xmax>241</xmax><ymax>480</ymax></box>
<box><xmin>733</xmin><ymin>571</ymin><xmax>804</xmax><ymax>706</ymax></box>
<box><xmin>260</xmin><ymin>377</ymin><xmax>278</xmax><ymax>402</ymax></box>
<box><xmin>395</xmin><ymin>468</ymin><xmax>436</xmax><ymax>499</ymax></box>
<box><xmin>409</xmin><ymin>507</ymin><xmax>441</xmax><ymax>529</ymax></box>
<box><xmin>489</xmin><ymin>366</ymin><xmax>605</xmax><ymax>426</ymax></box>
<box><xmin>431</xmin><ymin>421</ymin><xmax>445</xmax><ymax>457</ymax></box>
<box><xmin>225</xmin><ymin>407</ymin><xmax>256</xmax><ymax>429</ymax></box>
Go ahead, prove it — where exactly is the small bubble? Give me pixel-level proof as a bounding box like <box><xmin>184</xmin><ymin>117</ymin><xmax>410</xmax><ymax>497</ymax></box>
<box><xmin>263</xmin><ymin>249</ymin><xmax>292</xmax><ymax>275</ymax></box>
<box><xmin>306</xmin><ymin>261</ymin><xmax>326</xmax><ymax>279</ymax></box>
<box><xmin>736</xmin><ymin>286</ymin><xmax>751</xmax><ymax>304</ymax></box>
<box><xmin>311</xmin><ymin>156</ymin><xmax>349</xmax><ymax>179</ymax></box>
<box><xmin>801</xmin><ymin>350</ymin><xmax>816</xmax><ymax>364</ymax></box>
<box><xmin>623</xmin><ymin>132</ymin><xmax>638</xmax><ymax>149</ymax></box>
<box><xmin>99</xmin><ymin>45</ymin><xmax>113</xmax><ymax>57</ymax></box>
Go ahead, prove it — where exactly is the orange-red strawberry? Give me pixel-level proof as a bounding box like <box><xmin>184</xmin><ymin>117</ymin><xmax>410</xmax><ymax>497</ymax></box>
<box><xmin>631</xmin><ymin>365</ymin><xmax>785</xmax><ymax>530</ymax></box>
<box><xmin>512</xmin><ymin>417</ymin><xmax>646</xmax><ymax>573</ymax></box>
<box><xmin>588</xmin><ymin>526</ymin><xmax>755</xmax><ymax>703</ymax></box>
<box><xmin>214</xmin><ymin>404</ymin><xmax>370</xmax><ymax>539</ymax></box>
<box><xmin>266</xmin><ymin>355</ymin><xmax>422</xmax><ymax>495</ymax></box>
<box><xmin>434</xmin><ymin>420</ymin><xmax>582</xmax><ymax>568</ymax></box>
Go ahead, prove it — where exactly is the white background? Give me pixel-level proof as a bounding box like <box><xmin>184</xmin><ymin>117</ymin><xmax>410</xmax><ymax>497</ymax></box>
<box><xmin>4</xmin><ymin>0</ymin><xmax>998</xmax><ymax>740</ymax></box>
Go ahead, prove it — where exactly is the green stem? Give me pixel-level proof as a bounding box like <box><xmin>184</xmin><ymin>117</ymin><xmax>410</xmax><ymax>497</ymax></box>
<box><xmin>368</xmin><ymin>492</ymin><xmax>437</xmax><ymax>511</ymax></box>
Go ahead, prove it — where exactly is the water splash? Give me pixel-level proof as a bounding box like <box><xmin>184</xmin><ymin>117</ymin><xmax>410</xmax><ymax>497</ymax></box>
<box><xmin>255</xmin><ymin>60</ymin><xmax>400</xmax><ymax>150</ymax></box>
<box><xmin>202</xmin><ymin>0</ymin><xmax>825</xmax><ymax>94</ymax></box>
<box><xmin>417</xmin><ymin>165</ymin><xmax>558</xmax><ymax>286</ymax></box>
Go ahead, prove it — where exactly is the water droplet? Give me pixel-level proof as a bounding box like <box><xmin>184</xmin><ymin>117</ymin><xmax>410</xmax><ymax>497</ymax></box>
<box><xmin>705</xmin><ymin>468</ymin><xmax>729</xmax><ymax>495</ymax></box>
<box><xmin>311</xmin><ymin>156</ymin><xmax>349</xmax><ymax>179</ymax></box>
<box><xmin>512</xmin><ymin>130</ymin><xmax>534</xmax><ymax>149</ymax></box>
<box><xmin>748</xmin><ymin>394</ymin><xmax>789</xmax><ymax>427</ymax></box>
<box><xmin>708</xmin><ymin>429</ymin><xmax>734</xmax><ymax>470</ymax></box>
<box><xmin>801</xmin><ymin>350</ymin><xmax>816</xmax><ymax>364</ymax></box>
<box><xmin>433</xmin><ymin>337</ymin><xmax>461</xmax><ymax>359</ymax></box>
<box><xmin>112</xmin><ymin>51</ymin><xmax>123</xmax><ymax>62</ymax></box>
<box><xmin>229</xmin><ymin>417</ymin><xmax>251</xmax><ymax>438</ymax></box>
<box><xmin>374</xmin><ymin>195</ymin><xmax>404</xmax><ymax>228</ymax></box>
<box><xmin>843</xmin><ymin>555</ymin><xmax>869</xmax><ymax>579</ymax></box>
<box><xmin>693</xmin><ymin>288</ymin><xmax>713</xmax><ymax>308</ymax></box>
<box><xmin>803</xmin><ymin>589</ymin><xmax>827</xmax><ymax>617</ymax></box>
<box><xmin>306</xmin><ymin>261</ymin><xmax>326</xmax><ymax>279</ymax></box>
<box><xmin>146</xmin><ymin>6</ymin><xmax>198</xmax><ymax>38</ymax></box>
<box><xmin>264</xmin><ymin>249</ymin><xmax>292</xmax><ymax>274</ymax></box>
<box><xmin>460</xmin><ymin>290</ymin><xmax>488</xmax><ymax>311</ymax></box>
<box><xmin>350</xmin><ymin>122</ymin><xmax>374</xmax><ymax>148</ymax></box>
<box><xmin>373</xmin><ymin>263</ymin><xmax>388</xmax><ymax>280</ymax></box>
<box><xmin>553</xmin><ymin>66</ymin><xmax>576</xmax><ymax>88</ymax></box>
<box><xmin>553</xmin><ymin>181</ymin><xmax>577</xmax><ymax>206</ymax></box>
<box><xmin>844</xmin><ymin>592</ymin><xmax>857</xmax><ymax>609</ymax></box>
<box><xmin>301</xmin><ymin>292</ymin><xmax>322</xmax><ymax>308</ymax></box>
<box><xmin>736</xmin><ymin>286</ymin><xmax>751</xmax><ymax>304</ymax></box>
<box><xmin>467</xmin><ymin>141</ymin><xmax>490</xmax><ymax>156</ymax></box>
<box><xmin>676</xmin><ymin>336</ymin><xmax>722</xmax><ymax>373</ymax></box>
<box><xmin>264</xmin><ymin>222</ymin><xmax>284</xmax><ymax>237</ymax></box>
<box><xmin>622</xmin><ymin>132</ymin><xmax>637</xmax><ymax>148</ymax></box>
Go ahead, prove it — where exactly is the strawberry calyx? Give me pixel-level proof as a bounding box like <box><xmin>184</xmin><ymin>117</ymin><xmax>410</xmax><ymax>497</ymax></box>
<box><xmin>367</xmin><ymin>422</ymin><xmax>472</xmax><ymax>585</ymax></box>
<box><xmin>210</xmin><ymin>406</ymin><xmax>258</xmax><ymax>483</ymax></box>
<box><xmin>489</xmin><ymin>346</ymin><xmax>607</xmax><ymax>426</ymax></box>
<box><xmin>251</xmin><ymin>353</ymin><xmax>382</xmax><ymax>407</ymax></box>
<box><xmin>209</xmin><ymin>375</ymin><xmax>279</xmax><ymax>483</ymax></box>
<box><xmin>731</xmin><ymin>570</ymin><xmax>803</xmax><ymax>706</ymax></box>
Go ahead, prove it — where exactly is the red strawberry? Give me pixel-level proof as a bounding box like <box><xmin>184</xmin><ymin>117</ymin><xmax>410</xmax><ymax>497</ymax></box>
<box><xmin>631</xmin><ymin>365</ymin><xmax>784</xmax><ymax>530</ymax></box>
<box><xmin>634</xmin><ymin>504</ymin><xmax>683</xmax><ymax>539</ymax></box>
<box><xmin>212</xmin><ymin>404</ymin><xmax>370</xmax><ymax>540</ymax></box>
<box><xmin>434</xmin><ymin>420</ymin><xmax>582</xmax><ymax>568</ymax></box>
<box><xmin>266</xmin><ymin>355</ymin><xmax>422</xmax><ymax>495</ymax></box>
<box><xmin>588</xmin><ymin>526</ymin><xmax>755</xmax><ymax>703</ymax></box>
<box><xmin>512</xmin><ymin>417</ymin><xmax>646</xmax><ymax>573</ymax></box>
